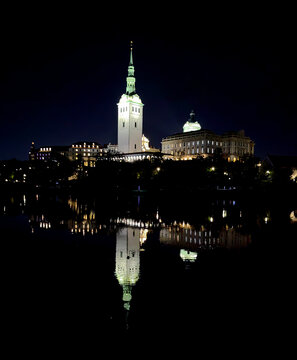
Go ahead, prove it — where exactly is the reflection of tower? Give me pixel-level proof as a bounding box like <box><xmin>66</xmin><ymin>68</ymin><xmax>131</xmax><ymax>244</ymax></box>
<box><xmin>115</xmin><ymin>227</ymin><xmax>140</xmax><ymax>323</ymax></box>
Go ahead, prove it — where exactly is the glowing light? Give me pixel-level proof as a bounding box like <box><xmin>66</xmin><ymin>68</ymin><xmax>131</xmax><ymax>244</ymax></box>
<box><xmin>180</xmin><ymin>249</ymin><xmax>198</xmax><ymax>262</ymax></box>
<box><xmin>183</xmin><ymin>121</ymin><xmax>201</xmax><ymax>133</ymax></box>
<box><xmin>290</xmin><ymin>211</ymin><xmax>297</xmax><ymax>223</ymax></box>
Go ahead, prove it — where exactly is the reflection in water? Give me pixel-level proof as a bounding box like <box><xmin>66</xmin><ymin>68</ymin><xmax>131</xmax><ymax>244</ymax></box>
<box><xmin>160</xmin><ymin>224</ymin><xmax>251</xmax><ymax>251</ymax></box>
<box><xmin>180</xmin><ymin>249</ymin><xmax>198</xmax><ymax>263</ymax></box>
<box><xmin>290</xmin><ymin>210</ymin><xmax>297</xmax><ymax>223</ymax></box>
<box><xmin>1</xmin><ymin>191</ymin><xmax>296</xmax><ymax>338</ymax></box>
<box><xmin>1</xmin><ymin>189</ymin><xmax>296</xmax><ymax>344</ymax></box>
<box><xmin>115</xmin><ymin>227</ymin><xmax>141</xmax><ymax>328</ymax></box>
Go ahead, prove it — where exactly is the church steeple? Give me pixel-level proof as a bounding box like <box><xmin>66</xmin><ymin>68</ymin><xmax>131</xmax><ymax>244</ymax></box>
<box><xmin>118</xmin><ymin>41</ymin><xmax>143</xmax><ymax>154</ymax></box>
<box><xmin>126</xmin><ymin>41</ymin><xmax>136</xmax><ymax>95</ymax></box>
<box><xmin>129</xmin><ymin>41</ymin><xmax>134</xmax><ymax>66</ymax></box>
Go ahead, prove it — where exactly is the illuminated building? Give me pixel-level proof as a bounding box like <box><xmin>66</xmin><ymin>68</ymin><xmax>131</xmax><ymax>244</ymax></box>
<box><xmin>221</xmin><ymin>130</ymin><xmax>255</xmax><ymax>161</ymax></box>
<box><xmin>29</xmin><ymin>140</ymin><xmax>117</xmax><ymax>167</ymax></box>
<box><xmin>162</xmin><ymin>111</ymin><xmax>254</xmax><ymax>161</ymax></box>
<box><xmin>29</xmin><ymin>142</ymin><xmax>69</xmax><ymax>162</ymax></box>
<box><xmin>142</xmin><ymin>134</ymin><xmax>150</xmax><ymax>151</ymax></box>
<box><xmin>68</xmin><ymin>141</ymin><xmax>103</xmax><ymax>167</ymax></box>
<box><xmin>117</xmin><ymin>41</ymin><xmax>144</xmax><ymax>154</ymax></box>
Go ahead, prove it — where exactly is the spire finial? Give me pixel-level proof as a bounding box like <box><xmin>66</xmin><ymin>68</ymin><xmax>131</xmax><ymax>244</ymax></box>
<box><xmin>129</xmin><ymin>40</ymin><xmax>133</xmax><ymax>66</ymax></box>
<box><xmin>189</xmin><ymin>110</ymin><xmax>195</xmax><ymax>122</ymax></box>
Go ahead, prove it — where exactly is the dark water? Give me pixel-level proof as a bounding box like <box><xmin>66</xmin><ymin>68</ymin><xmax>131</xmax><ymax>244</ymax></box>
<box><xmin>1</xmin><ymin>190</ymin><xmax>296</xmax><ymax>353</ymax></box>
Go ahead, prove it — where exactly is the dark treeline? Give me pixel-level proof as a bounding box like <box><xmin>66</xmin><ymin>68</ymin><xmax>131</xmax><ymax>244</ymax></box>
<box><xmin>1</xmin><ymin>155</ymin><xmax>296</xmax><ymax>196</ymax></box>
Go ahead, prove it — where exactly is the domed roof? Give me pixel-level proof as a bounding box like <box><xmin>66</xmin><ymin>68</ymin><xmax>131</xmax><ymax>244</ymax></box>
<box><xmin>183</xmin><ymin>110</ymin><xmax>201</xmax><ymax>133</ymax></box>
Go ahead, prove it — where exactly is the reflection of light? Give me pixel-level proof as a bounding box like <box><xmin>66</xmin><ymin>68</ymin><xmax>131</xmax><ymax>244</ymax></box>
<box><xmin>180</xmin><ymin>249</ymin><xmax>197</xmax><ymax>262</ymax></box>
<box><xmin>264</xmin><ymin>217</ymin><xmax>269</xmax><ymax>224</ymax></box>
<box><xmin>209</xmin><ymin>217</ymin><xmax>214</xmax><ymax>223</ymax></box>
<box><xmin>222</xmin><ymin>210</ymin><xmax>227</xmax><ymax>218</ymax></box>
<box><xmin>140</xmin><ymin>228</ymin><xmax>148</xmax><ymax>245</ymax></box>
<box><xmin>290</xmin><ymin>211</ymin><xmax>297</xmax><ymax>223</ymax></box>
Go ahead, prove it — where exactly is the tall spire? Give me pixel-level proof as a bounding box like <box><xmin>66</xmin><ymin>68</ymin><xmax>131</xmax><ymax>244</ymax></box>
<box><xmin>126</xmin><ymin>40</ymin><xmax>136</xmax><ymax>95</ymax></box>
<box><xmin>129</xmin><ymin>40</ymin><xmax>133</xmax><ymax>66</ymax></box>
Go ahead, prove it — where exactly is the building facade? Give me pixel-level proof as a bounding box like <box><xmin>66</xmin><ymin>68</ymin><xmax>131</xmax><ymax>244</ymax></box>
<box><xmin>117</xmin><ymin>42</ymin><xmax>144</xmax><ymax>154</ymax></box>
<box><xmin>68</xmin><ymin>141</ymin><xmax>104</xmax><ymax>167</ymax></box>
<box><xmin>29</xmin><ymin>142</ymin><xmax>69</xmax><ymax>162</ymax></box>
<box><xmin>29</xmin><ymin>141</ymin><xmax>114</xmax><ymax>167</ymax></box>
<box><xmin>161</xmin><ymin>111</ymin><xmax>254</xmax><ymax>161</ymax></box>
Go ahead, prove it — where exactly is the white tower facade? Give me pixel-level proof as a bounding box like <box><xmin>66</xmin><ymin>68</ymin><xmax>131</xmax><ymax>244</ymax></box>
<box><xmin>115</xmin><ymin>227</ymin><xmax>140</xmax><ymax>311</ymax></box>
<box><xmin>117</xmin><ymin>42</ymin><xmax>144</xmax><ymax>153</ymax></box>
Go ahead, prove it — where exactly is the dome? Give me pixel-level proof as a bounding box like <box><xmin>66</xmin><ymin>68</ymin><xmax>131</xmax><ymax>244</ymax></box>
<box><xmin>183</xmin><ymin>110</ymin><xmax>201</xmax><ymax>133</ymax></box>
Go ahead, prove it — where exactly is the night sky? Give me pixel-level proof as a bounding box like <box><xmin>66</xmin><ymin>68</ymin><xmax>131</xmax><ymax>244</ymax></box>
<box><xmin>0</xmin><ymin>5</ymin><xmax>295</xmax><ymax>160</ymax></box>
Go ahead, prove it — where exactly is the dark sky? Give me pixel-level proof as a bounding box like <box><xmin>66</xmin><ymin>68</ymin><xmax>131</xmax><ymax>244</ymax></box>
<box><xmin>0</xmin><ymin>5</ymin><xmax>295</xmax><ymax>160</ymax></box>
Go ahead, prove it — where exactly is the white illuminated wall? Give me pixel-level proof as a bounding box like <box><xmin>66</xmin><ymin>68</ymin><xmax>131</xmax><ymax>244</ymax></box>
<box><xmin>117</xmin><ymin>94</ymin><xmax>143</xmax><ymax>153</ymax></box>
<box><xmin>115</xmin><ymin>227</ymin><xmax>140</xmax><ymax>310</ymax></box>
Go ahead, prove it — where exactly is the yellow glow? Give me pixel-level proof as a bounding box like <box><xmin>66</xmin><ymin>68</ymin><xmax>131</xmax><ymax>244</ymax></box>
<box><xmin>290</xmin><ymin>211</ymin><xmax>297</xmax><ymax>223</ymax></box>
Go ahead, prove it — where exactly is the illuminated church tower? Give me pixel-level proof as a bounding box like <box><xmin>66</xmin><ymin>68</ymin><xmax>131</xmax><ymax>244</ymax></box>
<box><xmin>117</xmin><ymin>42</ymin><xmax>144</xmax><ymax>153</ymax></box>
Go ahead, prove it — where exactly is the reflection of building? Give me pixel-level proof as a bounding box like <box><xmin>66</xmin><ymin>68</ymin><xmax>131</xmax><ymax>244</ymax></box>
<box><xmin>180</xmin><ymin>249</ymin><xmax>197</xmax><ymax>263</ymax></box>
<box><xmin>115</xmin><ymin>227</ymin><xmax>140</xmax><ymax>313</ymax></box>
<box><xmin>160</xmin><ymin>224</ymin><xmax>251</xmax><ymax>251</ymax></box>
<box><xmin>162</xmin><ymin>111</ymin><xmax>255</xmax><ymax>161</ymax></box>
